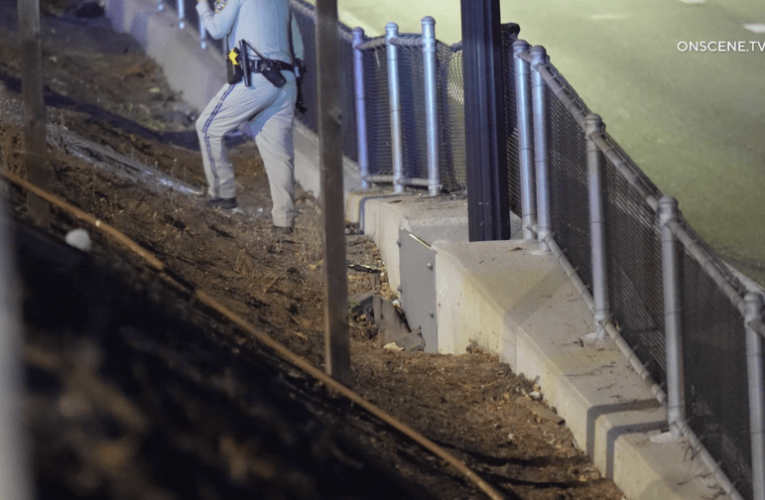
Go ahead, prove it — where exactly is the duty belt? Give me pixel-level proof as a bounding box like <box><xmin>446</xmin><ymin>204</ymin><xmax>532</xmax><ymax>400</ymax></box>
<box><xmin>249</xmin><ymin>59</ymin><xmax>294</xmax><ymax>73</ymax></box>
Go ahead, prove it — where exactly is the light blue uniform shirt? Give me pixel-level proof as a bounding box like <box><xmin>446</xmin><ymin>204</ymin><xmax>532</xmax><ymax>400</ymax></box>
<box><xmin>197</xmin><ymin>0</ymin><xmax>304</xmax><ymax>64</ymax></box>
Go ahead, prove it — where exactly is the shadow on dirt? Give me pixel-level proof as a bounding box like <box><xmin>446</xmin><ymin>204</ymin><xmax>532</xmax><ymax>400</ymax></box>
<box><xmin>15</xmin><ymin>219</ymin><xmax>438</xmax><ymax>500</ymax></box>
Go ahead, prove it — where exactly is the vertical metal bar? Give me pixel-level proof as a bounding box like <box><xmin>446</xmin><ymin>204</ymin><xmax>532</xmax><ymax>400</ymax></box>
<box><xmin>460</xmin><ymin>0</ymin><xmax>509</xmax><ymax>241</ymax></box>
<box><xmin>352</xmin><ymin>28</ymin><xmax>369</xmax><ymax>190</ymax></box>
<box><xmin>386</xmin><ymin>23</ymin><xmax>404</xmax><ymax>194</ymax></box>
<box><xmin>745</xmin><ymin>293</ymin><xmax>765</xmax><ymax>500</ymax></box>
<box><xmin>19</xmin><ymin>0</ymin><xmax>49</xmax><ymax>228</ymax></box>
<box><xmin>421</xmin><ymin>16</ymin><xmax>440</xmax><ymax>197</ymax></box>
<box><xmin>584</xmin><ymin>114</ymin><xmax>609</xmax><ymax>339</ymax></box>
<box><xmin>316</xmin><ymin>0</ymin><xmax>350</xmax><ymax>384</ymax></box>
<box><xmin>514</xmin><ymin>41</ymin><xmax>535</xmax><ymax>241</ymax></box>
<box><xmin>199</xmin><ymin>17</ymin><xmax>207</xmax><ymax>50</ymax></box>
<box><xmin>177</xmin><ymin>0</ymin><xmax>185</xmax><ymax>29</ymax></box>
<box><xmin>0</xmin><ymin>208</ymin><xmax>31</xmax><ymax>500</ymax></box>
<box><xmin>660</xmin><ymin>196</ymin><xmax>686</xmax><ymax>437</ymax></box>
<box><xmin>530</xmin><ymin>45</ymin><xmax>551</xmax><ymax>252</ymax></box>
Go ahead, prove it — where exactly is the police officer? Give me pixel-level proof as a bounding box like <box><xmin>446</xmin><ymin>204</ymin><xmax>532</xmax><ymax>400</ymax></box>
<box><xmin>196</xmin><ymin>0</ymin><xmax>303</xmax><ymax>234</ymax></box>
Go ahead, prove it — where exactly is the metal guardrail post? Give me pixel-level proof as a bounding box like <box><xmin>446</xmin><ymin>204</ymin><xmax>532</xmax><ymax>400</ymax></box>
<box><xmin>745</xmin><ymin>293</ymin><xmax>765</xmax><ymax>500</ymax></box>
<box><xmin>584</xmin><ymin>114</ymin><xmax>609</xmax><ymax>339</ymax></box>
<box><xmin>386</xmin><ymin>22</ymin><xmax>405</xmax><ymax>194</ymax></box>
<box><xmin>177</xmin><ymin>0</ymin><xmax>185</xmax><ymax>29</ymax></box>
<box><xmin>660</xmin><ymin>196</ymin><xmax>686</xmax><ymax>437</ymax></box>
<box><xmin>421</xmin><ymin>16</ymin><xmax>440</xmax><ymax>197</ymax></box>
<box><xmin>513</xmin><ymin>40</ymin><xmax>535</xmax><ymax>241</ymax></box>
<box><xmin>199</xmin><ymin>19</ymin><xmax>207</xmax><ymax>50</ymax></box>
<box><xmin>530</xmin><ymin>46</ymin><xmax>551</xmax><ymax>251</ymax></box>
<box><xmin>352</xmin><ymin>28</ymin><xmax>369</xmax><ymax>189</ymax></box>
<box><xmin>518</xmin><ymin>45</ymin><xmax>541</xmax><ymax>241</ymax></box>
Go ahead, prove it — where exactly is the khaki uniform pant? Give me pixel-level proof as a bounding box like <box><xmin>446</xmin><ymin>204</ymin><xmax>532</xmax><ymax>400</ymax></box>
<box><xmin>196</xmin><ymin>72</ymin><xmax>298</xmax><ymax>227</ymax></box>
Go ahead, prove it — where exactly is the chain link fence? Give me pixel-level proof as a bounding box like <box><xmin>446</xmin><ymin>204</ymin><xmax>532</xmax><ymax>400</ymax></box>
<box><xmin>532</xmin><ymin>52</ymin><xmax>762</xmax><ymax>500</ymax></box>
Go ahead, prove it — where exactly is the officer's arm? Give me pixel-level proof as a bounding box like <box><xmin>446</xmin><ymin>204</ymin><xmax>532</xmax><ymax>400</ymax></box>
<box><xmin>196</xmin><ymin>0</ymin><xmax>241</xmax><ymax>40</ymax></box>
<box><xmin>290</xmin><ymin>14</ymin><xmax>304</xmax><ymax>61</ymax></box>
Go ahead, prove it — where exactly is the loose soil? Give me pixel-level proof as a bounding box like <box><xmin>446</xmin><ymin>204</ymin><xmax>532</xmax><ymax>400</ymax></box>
<box><xmin>1</xmin><ymin>1</ymin><xmax>627</xmax><ymax>498</ymax></box>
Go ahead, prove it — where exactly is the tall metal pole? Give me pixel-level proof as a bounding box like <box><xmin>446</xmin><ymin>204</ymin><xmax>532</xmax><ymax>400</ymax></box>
<box><xmin>0</xmin><ymin>209</ymin><xmax>31</xmax><ymax>500</ymax></box>
<box><xmin>660</xmin><ymin>196</ymin><xmax>686</xmax><ymax>437</ymax></box>
<box><xmin>316</xmin><ymin>0</ymin><xmax>350</xmax><ymax>384</ymax></box>
<box><xmin>584</xmin><ymin>113</ymin><xmax>609</xmax><ymax>339</ymax></box>
<box><xmin>460</xmin><ymin>0</ymin><xmax>509</xmax><ymax>241</ymax></box>
<box><xmin>19</xmin><ymin>0</ymin><xmax>49</xmax><ymax>228</ymax></box>
<box><xmin>199</xmin><ymin>16</ymin><xmax>207</xmax><ymax>49</ymax></box>
<box><xmin>177</xmin><ymin>0</ymin><xmax>185</xmax><ymax>29</ymax></box>
<box><xmin>386</xmin><ymin>23</ymin><xmax>405</xmax><ymax>194</ymax></box>
<box><xmin>513</xmin><ymin>40</ymin><xmax>535</xmax><ymax>241</ymax></box>
<box><xmin>421</xmin><ymin>16</ymin><xmax>440</xmax><ymax>197</ymax></box>
<box><xmin>352</xmin><ymin>27</ymin><xmax>369</xmax><ymax>190</ymax></box>
<box><xmin>531</xmin><ymin>45</ymin><xmax>551</xmax><ymax>253</ymax></box>
<box><xmin>745</xmin><ymin>293</ymin><xmax>765</xmax><ymax>500</ymax></box>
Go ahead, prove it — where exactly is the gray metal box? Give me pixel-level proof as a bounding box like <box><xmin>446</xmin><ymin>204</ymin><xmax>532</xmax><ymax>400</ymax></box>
<box><xmin>398</xmin><ymin>227</ymin><xmax>437</xmax><ymax>353</ymax></box>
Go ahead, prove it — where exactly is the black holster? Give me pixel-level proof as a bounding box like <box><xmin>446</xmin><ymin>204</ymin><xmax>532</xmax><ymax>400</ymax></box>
<box><xmin>226</xmin><ymin>47</ymin><xmax>244</xmax><ymax>85</ymax></box>
<box><xmin>255</xmin><ymin>58</ymin><xmax>287</xmax><ymax>88</ymax></box>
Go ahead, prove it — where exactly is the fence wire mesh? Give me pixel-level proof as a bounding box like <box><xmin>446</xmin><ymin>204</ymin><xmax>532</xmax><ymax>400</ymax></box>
<box><xmin>500</xmin><ymin>25</ymin><xmax>521</xmax><ymax>216</ymax></box>
<box><xmin>439</xmin><ymin>44</ymin><xmax>465</xmax><ymax>191</ymax></box>
<box><xmin>359</xmin><ymin>40</ymin><xmax>392</xmax><ymax>179</ymax></box>
<box><xmin>601</xmin><ymin>136</ymin><xmax>666</xmax><ymax>385</ymax></box>
<box><xmin>547</xmin><ymin>89</ymin><xmax>592</xmax><ymax>291</ymax></box>
<box><xmin>542</xmin><ymin>55</ymin><xmax>760</xmax><ymax>499</ymax></box>
<box><xmin>678</xmin><ymin>228</ymin><xmax>753</xmax><ymax>500</ymax></box>
<box><xmin>397</xmin><ymin>37</ymin><xmax>430</xmax><ymax>182</ymax></box>
<box><xmin>671</xmin><ymin>217</ymin><xmax>754</xmax><ymax>500</ymax></box>
<box><xmin>356</xmin><ymin>36</ymin><xmax>465</xmax><ymax>191</ymax></box>
<box><xmin>290</xmin><ymin>0</ymin><xmax>359</xmax><ymax>164</ymax></box>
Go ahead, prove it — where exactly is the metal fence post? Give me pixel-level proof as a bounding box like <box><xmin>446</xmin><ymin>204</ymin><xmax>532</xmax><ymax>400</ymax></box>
<box><xmin>421</xmin><ymin>16</ymin><xmax>440</xmax><ymax>197</ymax></box>
<box><xmin>386</xmin><ymin>22</ymin><xmax>405</xmax><ymax>194</ymax></box>
<box><xmin>199</xmin><ymin>19</ymin><xmax>207</xmax><ymax>50</ymax></box>
<box><xmin>352</xmin><ymin>27</ymin><xmax>369</xmax><ymax>189</ymax></box>
<box><xmin>316</xmin><ymin>0</ymin><xmax>351</xmax><ymax>384</ymax></box>
<box><xmin>745</xmin><ymin>293</ymin><xmax>765</xmax><ymax>500</ymax></box>
<box><xmin>177</xmin><ymin>0</ymin><xmax>185</xmax><ymax>29</ymax></box>
<box><xmin>513</xmin><ymin>40</ymin><xmax>533</xmax><ymax>240</ymax></box>
<box><xmin>513</xmin><ymin>42</ymin><xmax>547</xmax><ymax>240</ymax></box>
<box><xmin>659</xmin><ymin>196</ymin><xmax>686</xmax><ymax>437</ymax></box>
<box><xmin>530</xmin><ymin>45</ymin><xmax>551</xmax><ymax>252</ymax></box>
<box><xmin>513</xmin><ymin>45</ymin><xmax>544</xmax><ymax>240</ymax></box>
<box><xmin>584</xmin><ymin>114</ymin><xmax>609</xmax><ymax>339</ymax></box>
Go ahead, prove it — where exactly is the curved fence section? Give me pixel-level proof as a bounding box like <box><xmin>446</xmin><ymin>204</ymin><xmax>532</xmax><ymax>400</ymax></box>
<box><xmin>520</xmin><ymin>49</ymin><xmax>763</xmax><ymax>500</ymax></box>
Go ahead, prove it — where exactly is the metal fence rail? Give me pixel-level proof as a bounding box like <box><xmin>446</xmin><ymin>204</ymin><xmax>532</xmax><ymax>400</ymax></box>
<box><xmin>166</xmin><ymin>3</ymin><xmax>765</xmax><ymax>499</ymax></box>
<box><xmin>515</xmin><ymin>44</ymin><xmax>764</xmax><ymax>500</ymax></box>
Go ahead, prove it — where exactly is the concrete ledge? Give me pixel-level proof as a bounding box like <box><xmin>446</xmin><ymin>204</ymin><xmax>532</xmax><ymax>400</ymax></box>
<box><xmin>294</xmin><ymin>122</ymin><xmax>362</xmax><ymax>199</ymax></box>
<box><xmin>357</xmin><ymin>198</ymin><xmax>723</xmax><ymax>500</ymax></box>
<box><xmin>102</xmin><ymin>2</ymin><xmax>729</xmax><ymax>498</ymax></box>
